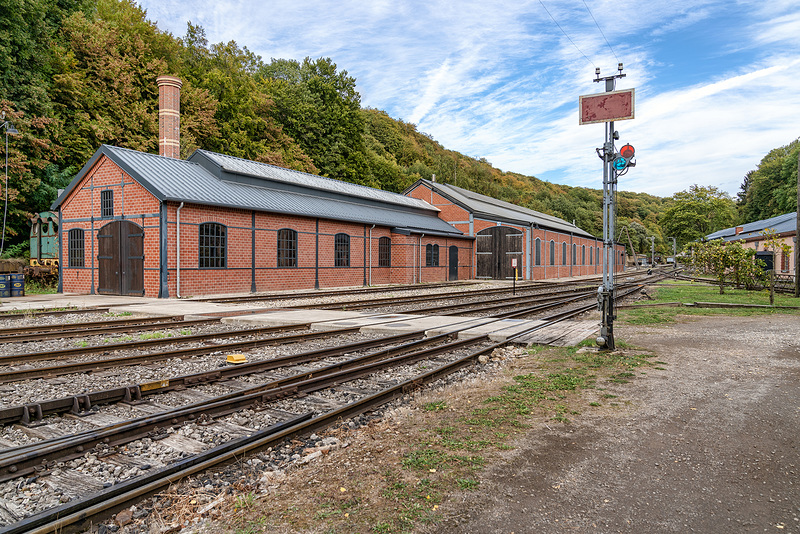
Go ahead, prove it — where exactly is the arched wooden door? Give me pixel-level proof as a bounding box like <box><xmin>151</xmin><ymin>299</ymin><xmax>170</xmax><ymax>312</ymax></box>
<box><xmin>476</xmin><ymin>226</ymin><xmax>524</xmax><ymax>279</ymax></box>
<box><xmin>98</xmin><ymin>220</ymin><xmax>145</xmax><ymax>295</ymax></box>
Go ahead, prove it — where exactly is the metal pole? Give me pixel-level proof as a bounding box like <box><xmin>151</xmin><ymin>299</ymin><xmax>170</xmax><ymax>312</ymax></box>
<box><xmin>669</xmin><ymin>237</ymin><xmax>677</xmax><ymax>269</ymax></box>
<box><xmin>2</xmin><ymin>126</ymin><xmax>7</xmax><ymax>256</ymax></box>
<box><xmin>795</xmin><ymin>148</ymin><xmax>799</xmax><ymax>297</ymax></box>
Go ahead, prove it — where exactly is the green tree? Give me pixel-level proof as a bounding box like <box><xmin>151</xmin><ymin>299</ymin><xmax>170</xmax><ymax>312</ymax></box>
<box><xmin>739</xmin><ymin>139</ymin><xmax>799</xmax><ymax>222</ymax></box>
<box><xmin>659</xmin><ymin>185</ymin><xmax>737</xmax><ymax>246</ymax></box>
<box><xmin>0</xmin><ymin>102</ymin><xmax>61</xmax><ymax>247</ymax></box>
<box><xmin>760</xmin><ymin>228</ymin><xmax>792</xmax><ymax>305</ymax></box>
<box><xmin>685</xmin><ymin>239</ymin><xmax>765</xmax><ymax>294</ymax></box>
<box><xmin>259</xmin><ymin>57</ymin><xmax>369</xmax><ymax>183</ymax></box>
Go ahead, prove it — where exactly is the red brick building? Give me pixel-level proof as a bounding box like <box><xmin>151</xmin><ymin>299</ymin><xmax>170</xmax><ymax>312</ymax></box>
<box><xmin>404</xmin><ymin>180</ymin><xmax>625</xmax><ymax>280</ymax></box>
<box><xmin>51</xmin><ymin>77</ymin><xmax>472</xmax><ymax>298</ymax></box>
<box><xmin>51</xmin><ymin>145</ymin><xmax>474</xmax><ymax>298</ymax></box>
<box><xmin>52</xmin><ymin>76</ymin><xmax>617</xmax><ymax>298</ymax></box>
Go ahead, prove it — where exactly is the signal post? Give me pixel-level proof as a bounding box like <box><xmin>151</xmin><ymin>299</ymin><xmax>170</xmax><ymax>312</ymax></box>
<box><xmin>579</xmin><ymin>64</ymin><xmax>636</xmax><ymax>351</ymax></box>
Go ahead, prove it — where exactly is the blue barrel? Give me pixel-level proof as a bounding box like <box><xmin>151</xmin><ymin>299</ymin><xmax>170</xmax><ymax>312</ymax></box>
<box><xmin>9</xmin><ymin>273</ymin><xmax>24</xmax><ymax>297</ymax></box>
<box><xmin>0</xmin><ymin>275</ymin><xmax>9</xmax><ymax>298</ymax></box>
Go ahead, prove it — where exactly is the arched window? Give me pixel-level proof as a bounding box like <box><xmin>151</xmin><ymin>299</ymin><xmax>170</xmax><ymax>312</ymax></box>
<box><xmin>572</xmin><ymin>243</ymin><xmax>577</xmax><ymax>265</ymax></box>
<box><xmin>535</xmin><ymin>238</ymin><xmax>541</xmax><ymax>266</ymax></box>
<box><xmin>277</xmin><ymin>228</ymin><xmax>297</xmax><ymax>268</ymax></box>
<box><xmin>68</xmin><ymin>228</ymin><xmax>85</xmax><ymax>267</ymax></box>
<box><xmin>589</xmin><ymin>246</ymin><xmax>593</xmax><ymax>265</ymax></box>
<box><xmin>596</xmin><ymin>246</ymin><xmax>601</xmax><ymax>266</ymax></box>
<box><xmin>335</xmin><ymin>233</ymin><xmax>350</xmax><ymax>267</ymax></box>
<box><xmin>378</xmin><ymin>237</ymin><xmax>391</xmax><ymax>267</ymax></box>
<box><xmin>562</xmin><ymin>242</ymin><xmax>567</xmax><ymax>266</ymax></box>
<box><xmin>199</xmin><ymin>223</ymin><xmax>226</xmax><ymax>268</ymax></box>
<box><xmin>549</xmin><ymin>240</ymin><xmax>555</xmax><ymax>266</ymax></box>
<box><xmin>582</xmin><ymin>245</ymin><xmax>586</xmax><ymax>265</ymax></box>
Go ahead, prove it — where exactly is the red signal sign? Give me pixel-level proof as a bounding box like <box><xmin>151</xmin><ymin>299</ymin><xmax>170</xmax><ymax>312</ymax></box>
<box><xmin>620</xmin><ymin>144</ymin><xmax>635</xmax><ymax>158</ymax></box>
<box><xmin>579</xmin><ymin>88</ymin><xmax>635</xmax><ymax>125</ymax></box>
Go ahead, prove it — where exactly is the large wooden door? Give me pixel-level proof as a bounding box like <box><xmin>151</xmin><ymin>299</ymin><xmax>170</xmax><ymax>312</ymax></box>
<box><xmin>448</xmin><ymin>245</ymin><xmax>458</xmax><ymax>281</ymax></box>
<box><xmin>476</xmin><ymin>227</ymin><xmax>524</xmax><ymax>279</ymax></box>
<box><xmin>98</xmin><ymin>221</ymin><xmax>144</xmax><ymax>295</ymax></box>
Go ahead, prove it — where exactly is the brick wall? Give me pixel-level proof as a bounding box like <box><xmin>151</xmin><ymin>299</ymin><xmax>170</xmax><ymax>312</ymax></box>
<box><xmin>58</xmin><ymin>157</ymin><xmax>476</xmax><ymax>298</ymax></box>
<box><xmin>59</xmin><ymin>157</ymin><xmax>161</xmax><ymax>296</ymax></box>
<box><xmin>406</xmin><ymin>181</ymin><xmax>625</xmax><ymax>280</ymax></box>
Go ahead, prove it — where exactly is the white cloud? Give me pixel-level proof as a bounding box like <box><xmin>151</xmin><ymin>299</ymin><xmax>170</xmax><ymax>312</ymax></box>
<box><xmin>135</xmin><ymin>0</ymin><xmax>800</xmax><ymax>198</ymax></box>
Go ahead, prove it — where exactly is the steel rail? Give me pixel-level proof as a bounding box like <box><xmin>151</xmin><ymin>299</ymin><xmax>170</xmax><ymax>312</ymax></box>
<box><xmin>0</xmin><ymin>413</ymin><xmax>315</xmax><ymax>534</ymax></box>
<box><xmin>0</xmin><ymin>315</ymin><xmax>186</xmax><ymax>337</ymax></box>
<box><xmin>0</xmin><ymin>324</ymin><xmax>369</xmax><ymax>384</ymax></box>
<box><xmin>0</xmin><ymin>286</ymin><xmax>598</xmax><ymax>382</ymax></box>
<box><xmin>0</xmin><ymin>328</ymin><xmax>492</xmax><ymax>480</ymax></box>
<box><xmin>0</xmin><ymin>293</ymin><xmax>614</xmax><ymax>533</ymax></box>
<box><xmin>0</xmin><ymin>326</ymin><xmax>436</xmax><ymax>425</ymax></box>
<box><xmin>0</xmin><ymin>307</ymin><xmax>109</xmax><ymax>320</ymax></box>
<box><xmin>200</xmin><ymin>280</ymin><xmax>480</xmax><ymax>303</ymax></box>
<box><xmin>305</xmin><ymin>284</ymin><xmax>595</xmax><ymax>312</ymax></box>
<box><xmin>0</xmin><ymin>317</ymin><xmax>221</xmax><ymax>344</ymax></box>
<box><xmin>0</xmin><ymin>323</ymin><xmax>311</xmax><ymax>366</ymax></box>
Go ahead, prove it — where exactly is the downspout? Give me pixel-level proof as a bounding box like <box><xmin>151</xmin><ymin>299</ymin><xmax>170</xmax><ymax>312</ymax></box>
<box><xmin>176</xmin><ymin>202</ymin><xmax>184</xmax><ymax>298</ymax></box>
<box><xmin>544</xmin><ymin>228</ymin><xmax>547</xmax><ymax>279</ymax></box>
<box><xmin>412</xmin><ymin>235</ymin><xmax>415</xmax><ymax>284</ymax></box>
<box><xmin>570</xmin><ymin>232</ymin><xmax>574</xmax><ymax>277</ymax></box>
<box><xmin>368</xmin><ymin>224</ymin><xmax>375</xmax><ymax>286</ymax></box>
<box><xmin>419</xmin><ymin>233</ymin><xmax>425</xmax><ymax>284</ymax></box>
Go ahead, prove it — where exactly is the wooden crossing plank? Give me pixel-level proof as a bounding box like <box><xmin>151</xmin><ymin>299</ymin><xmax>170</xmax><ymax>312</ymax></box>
<box><xmin>12</xmin><ymin>423</ymin><xmax>67</xmax><ymax>441</ymax></box>
<box><xmin>157</xmin><ymin>434</ymin><xmax>207</xmax><ymax>455</ymax></box>
<box><xmin>44</xmin><ymin>469</ymin><xmax>105</xmax><ymax>498</ymax></box>
<box><xmin>511</xmin><ymin>319</ymin><xmax>598</xmax><ymax>347</ymax></box>
<box><xmin>64</xmin><ymin>412</ymin><xmax>125</xmax><ymax>427</ymax></box>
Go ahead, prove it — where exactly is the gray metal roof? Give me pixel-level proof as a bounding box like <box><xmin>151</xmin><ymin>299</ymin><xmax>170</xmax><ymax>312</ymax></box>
<box><xmin>707</xmin><ymin>212</ymin><xmax>797</xmax><ymax>242</ymax></box>
<box><xmin>193</xmin><ymin>150</ymin><xmax>435</xmax><ymax>211</ymax></box>
<box><xmin>53</xmin><ymin>145</ymin><xmax>463</xmax><ymax>237</ymax></box>
<box><xmin>407</xmin><ymin>180</ymin><xmax>595</xmax><ymax>238</ymax></box>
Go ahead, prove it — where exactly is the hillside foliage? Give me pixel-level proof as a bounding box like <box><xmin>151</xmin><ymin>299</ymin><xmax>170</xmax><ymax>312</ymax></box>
<box><xmin>0</xmin><ymin>0</ymin><xmax>745</xmax><ymax>257</ymax></box>
<box><xmin>737</xmin><ymin>138</ymin><xmax>799</xmax><ymax>223</ymax></box>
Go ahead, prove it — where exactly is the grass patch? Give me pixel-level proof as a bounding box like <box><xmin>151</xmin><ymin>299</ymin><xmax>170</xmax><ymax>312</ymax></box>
<box><xmin>621</xmin><ymin>281</ymin><xmax>800</xmax><ymax>325</ymax></box>
<box><xmin>220</xmin><ymin>342</ymin><xmax>658</xmax><ymax>534</ymax></box>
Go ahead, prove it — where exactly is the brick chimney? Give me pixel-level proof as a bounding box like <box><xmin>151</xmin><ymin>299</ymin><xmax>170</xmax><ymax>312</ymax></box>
<box><xmin>156</xmin><ymin>76</ymin><xmax>182</xmax><ymax>158</ymax></box>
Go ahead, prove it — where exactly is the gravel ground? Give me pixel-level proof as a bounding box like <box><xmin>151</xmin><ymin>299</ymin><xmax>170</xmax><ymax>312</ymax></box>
<box><xmin>434</xmin><ymin>313</ymin><xmax>800</xmax><ymax>533</ymax></box>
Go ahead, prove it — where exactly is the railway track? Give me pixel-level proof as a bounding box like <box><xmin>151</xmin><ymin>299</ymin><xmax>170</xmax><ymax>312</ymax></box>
<box><xmin>0</xmin><ymin>277</ymin><xmax>655</xmax><ymax>532</ymax></box>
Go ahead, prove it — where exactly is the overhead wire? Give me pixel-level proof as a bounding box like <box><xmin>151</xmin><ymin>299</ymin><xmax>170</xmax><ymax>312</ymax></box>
<box><xmin>538</xmin><ymin>0</ymin><xmax>622</xmax><ymax>69</ymax></box>
<box><xmin>538</xmin><ymin>0</ymin><xmax>596</xmax><ymax>68</ymax></box>
<box><xmin>581</xmin><ymin>0</ymin><xmax>619</xmax><ymax>63</ymax></box>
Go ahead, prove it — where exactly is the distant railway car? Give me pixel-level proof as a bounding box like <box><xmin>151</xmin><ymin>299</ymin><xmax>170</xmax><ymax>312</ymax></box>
<box><xmin>30</xmin><ymin>211</ymin><xmax>59</xmax><ymax>268</ymax></box>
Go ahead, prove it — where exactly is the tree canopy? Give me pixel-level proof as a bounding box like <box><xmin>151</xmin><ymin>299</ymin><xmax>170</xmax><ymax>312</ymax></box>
<box><xmin>0</xmin><ymin>0</ymin><xmax>675</xmax><ymax>254</ymax></box>
<box><xmin>659</xmin><ymin>185</ymin><xmax>737</xmax><ymax>247</ymax></box>
<box><xmin>737</xmin><ymin>138</ymin><xmax>799</xmax><ymax>223</ymax></box>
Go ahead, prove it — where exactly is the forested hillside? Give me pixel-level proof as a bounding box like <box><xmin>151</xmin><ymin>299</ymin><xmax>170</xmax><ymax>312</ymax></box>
<box><xmin>2</xmin><ymin>0</ymin><xmax>671</xmax><ymax>254</ymax></box>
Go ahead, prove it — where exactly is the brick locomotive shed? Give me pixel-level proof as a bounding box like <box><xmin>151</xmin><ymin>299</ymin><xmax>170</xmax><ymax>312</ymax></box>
<box><xmin>52</xmin><ymin>76</ymin><xmax>620</xmax><ymax>298</ymax></box>
<box><xmin>406</xmin><ymin>180</ymin><xmax>625</xmax><ymax>281</ymax></box>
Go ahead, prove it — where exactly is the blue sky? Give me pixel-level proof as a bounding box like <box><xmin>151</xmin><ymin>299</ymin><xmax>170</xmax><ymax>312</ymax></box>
<box><xmin>136</xmin><ymin>0</ymin><xmax>800</xmax><ymax>198</ymax></box>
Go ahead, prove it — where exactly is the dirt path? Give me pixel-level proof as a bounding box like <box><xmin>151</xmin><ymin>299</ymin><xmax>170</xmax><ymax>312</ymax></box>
<box><xmin>433</xmin><ymin>314</ymin><xmax>800</xmax><ymax>533</ymax></box>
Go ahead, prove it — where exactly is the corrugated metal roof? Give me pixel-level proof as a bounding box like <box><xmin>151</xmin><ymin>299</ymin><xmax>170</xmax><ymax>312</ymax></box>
<box><xmin>53</xmin><ymin>146</ymin><xmax>463</xmax><ymax>236</ymax></box>
<box><xmin>408</xmin><ymin>180</ymin><xmax>595</xmax><ymax>238</ymax></box>
<box><xmin>193</xmin><ymin>149</ymin><xmax>434</xmax><ymax>211</ymax></box>
<box><xmin>708</xmin><ymin>212</ymin><xmax>797</xmax><ymax>242</ymax></box>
